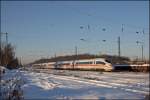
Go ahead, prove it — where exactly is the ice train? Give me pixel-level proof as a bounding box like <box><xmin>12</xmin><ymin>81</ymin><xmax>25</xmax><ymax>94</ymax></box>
<box><xmin>32</xmin><ymin>58</ymin><xmax>114</xmax><ymax>71</ymax></box>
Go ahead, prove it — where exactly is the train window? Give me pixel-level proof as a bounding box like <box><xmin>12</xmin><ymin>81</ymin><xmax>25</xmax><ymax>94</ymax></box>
<box><xmin>76</xmin><ymin>61</ymin><xmax>93</xmax><ymax>64</ymax></box>
<box><xmin>89</xmin><ymin>62</ymin><xmax>93</xmax><ymax>64</ymax></box>
<box><xmin>62</xmin><ymin>63</ymin><xmax>70</xmax><ymax>65</ymax></box>
<box><xmin>96</xmin><ymin>61</ymin><xmax>105</xmax><ymax>65</ymax></box>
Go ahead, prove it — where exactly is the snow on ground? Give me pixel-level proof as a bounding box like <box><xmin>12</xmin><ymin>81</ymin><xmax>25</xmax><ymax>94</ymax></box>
<box><xmin>1</xmin><ymin>67</ymin><xmax>149</xmax><ymax>99</ymax></box>
<box><xmin>18</xmin><ymin>69</ymin><xmax>149</xmax><ymax>99</ymax></box>
<box><xmin>1</xmin><ymin>68</ymin><xmax>24</xmax><ymax>99</ymax></box>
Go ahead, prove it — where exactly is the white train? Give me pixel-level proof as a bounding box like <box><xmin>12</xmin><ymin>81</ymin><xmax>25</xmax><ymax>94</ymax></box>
<box><xmin>55</xmin><ymin>58</ymin><xmax>114</xmax><ymax>71</ymax></box>
<box><xmin>32</xmin><ymin>58</ymin><xmax>114</xmax><ymax>71</ymax></box>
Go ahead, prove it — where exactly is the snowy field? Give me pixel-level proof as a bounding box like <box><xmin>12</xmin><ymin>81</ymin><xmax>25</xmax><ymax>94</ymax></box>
<box><xmin>1</xmin><ymin>68</ymin><xmax>149</xmax><ymax>99</ymax></box>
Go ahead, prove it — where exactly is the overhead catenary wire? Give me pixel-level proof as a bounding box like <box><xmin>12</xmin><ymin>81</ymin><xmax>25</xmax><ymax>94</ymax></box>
<box><xmin>70</xmin><ymin>7</ymin><xmax>148</xmax><ymax>33</ymax></box>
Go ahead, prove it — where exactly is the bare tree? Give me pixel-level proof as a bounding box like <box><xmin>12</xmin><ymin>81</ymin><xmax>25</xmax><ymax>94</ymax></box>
<box><xmin>0</xmin><ymin>43</ymin><xmax>19</xmax><ymax>69</ymax></box>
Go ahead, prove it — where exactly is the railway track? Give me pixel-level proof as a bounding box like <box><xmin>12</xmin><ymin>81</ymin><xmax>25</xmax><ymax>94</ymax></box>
<box><xmin>32</xmin><ymin>69</ymin><xmax>149</xmax><ymax>95</ymax></box>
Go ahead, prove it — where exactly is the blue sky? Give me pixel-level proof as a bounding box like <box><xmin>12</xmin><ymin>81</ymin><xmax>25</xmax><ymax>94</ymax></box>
<box><xmin>1</xmin><ymin>1</ymin><xmax>149</xmax><ymax>64</ymax></box>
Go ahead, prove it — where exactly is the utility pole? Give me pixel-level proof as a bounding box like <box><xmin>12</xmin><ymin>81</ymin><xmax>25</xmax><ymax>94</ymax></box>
<box><xmin>117</xmin><ymin>24</ymin><xmax>123</xmax><ymax>64</ymax></box>
<box><xmin>118</xmin><ymin>36</ymin><xmax>121</xmax><ymax>57</ymax></box>
<box><xmin>136</xmin><ymin>28</ymin><xmax>145</xmax><ymax>63</ymax></box>
<box><xmin>136</xmin><ymin>41</ymin><xmax>144</xmax><ymax>63</ymax></box>
<box><xmin>75</xmin><ymin>46</ymin><xmax>77</xmax><ymax>57</ymax></box>
<box><xmin>5</xmin><ymin>33</ymin><xmax>8</xmax><ymax>67</ymax></box>
<box><xmin>73</xmin><ymin>46</ymin><xmax>77</xmax><ymax>69</ymax></box>
<box><xmin>122</xmin><ymin>24</ymin><xmax>124</xmax><ymax>33</ymax></box>
<box><xmin>142</xmin><ymin>44</ymin><xmax>143</xmax><ymax>62</ymax></box>
<box><xmin>117</xmin><ymin>36</ymin><xmax>121</xmax><ymax>64</ymax></box>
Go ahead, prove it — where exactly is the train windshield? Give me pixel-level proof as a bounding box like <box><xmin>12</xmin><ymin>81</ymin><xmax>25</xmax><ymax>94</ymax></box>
<box><xmin>105</xmin><ymin>59</ymin><xmax>111</xmax><ymax>63</ymax></box>
<box><xmin>96</xmin><ymin>61</ymin><xmax>105</xmax><ymax>65</ymax></box>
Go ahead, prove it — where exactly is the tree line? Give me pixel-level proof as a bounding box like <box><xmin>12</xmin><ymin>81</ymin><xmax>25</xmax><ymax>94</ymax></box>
<box><xmin>0</xmin><ymin>43</ymin><xmax>19</xmax><ymax>69</ymax></box>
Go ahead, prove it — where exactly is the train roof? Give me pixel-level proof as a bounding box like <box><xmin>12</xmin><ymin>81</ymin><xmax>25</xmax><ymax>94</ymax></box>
<box><xmin>57</xmin><ymin>58</ymin><xmax>106</xmax><ymax>62</ymax></box>
<box><xmin>47</xmin><ymin>62</ymin><xmax>56</xmax><ymax>64</ymax></box>
<box><xmin>33</xmin><ymin>58</ymin><xmax>107</xmax><ymax>65</ymax></box>
<box><xmin>76</xmin><ymin>58</ymin><xmax>105</xmax><ymax>61</ymax></box>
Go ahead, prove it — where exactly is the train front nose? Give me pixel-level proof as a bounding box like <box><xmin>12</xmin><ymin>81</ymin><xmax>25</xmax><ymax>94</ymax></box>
<box><xmin>106</xmin><ymin>64</ymin><xmax>114</xmax><ymax>71</ymax></box>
